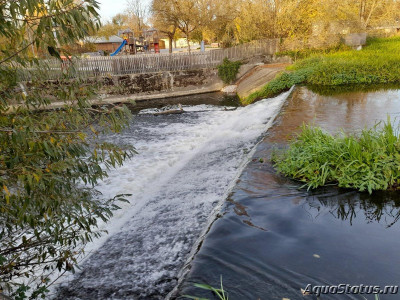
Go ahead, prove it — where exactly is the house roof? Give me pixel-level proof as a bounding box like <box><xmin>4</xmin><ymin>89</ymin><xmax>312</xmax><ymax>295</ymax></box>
<box><xmin>86</xmin><ymin>35</ymin><xmax>124</xmax><ymax>44</ymax></box>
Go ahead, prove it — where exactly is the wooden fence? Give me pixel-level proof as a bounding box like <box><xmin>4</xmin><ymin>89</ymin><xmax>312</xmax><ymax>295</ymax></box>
<box><xmin>18</xmin><ymin>39</ymin><xmax>280</xmax><ymax>81</ymax></box>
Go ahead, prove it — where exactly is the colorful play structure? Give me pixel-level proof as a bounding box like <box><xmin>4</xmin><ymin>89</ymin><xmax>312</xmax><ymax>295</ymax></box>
<box><xmin>110</xmin><ymin>39</ymin><xmax>127</xmax><ymax>56</ymax></box>
<box><xmin>110</xmin><ymin>28</ymin><xmax>161</xmax><ymax>56</ymax></box>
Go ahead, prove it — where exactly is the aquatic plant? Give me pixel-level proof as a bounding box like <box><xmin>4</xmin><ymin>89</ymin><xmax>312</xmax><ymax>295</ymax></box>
<box><xmin>272</xmin><ymin>118</ymin><xmax>400</xmax><ymax>194</ymax></box>
<box><xmin>245</xmin><ymin>37</ymin><xmax>400</xmax><ymax>104</ymax></box>
<box><xmin>184</xmin><ymin>277</ymin><xmax>228</xmax><ymax>300</ymax></box>
<box><xmin>217</xmin><ymin>58</ymin><xmax>242</xmax><ymax>84</ymax></box>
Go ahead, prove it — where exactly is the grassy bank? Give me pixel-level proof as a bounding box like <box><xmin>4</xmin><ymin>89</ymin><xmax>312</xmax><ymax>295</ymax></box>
<box><xmin>272</xmin><ymin>119</ymin><xmax>400</xmax><ymax>194</ymax></box>
<box><xmin>244</xmin><ymin>37</ymin><xmax>400</xmax><ymax>104</ymax></box>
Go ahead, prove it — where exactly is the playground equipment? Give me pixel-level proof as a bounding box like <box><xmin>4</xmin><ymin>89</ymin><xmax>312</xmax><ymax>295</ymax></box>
<box><xmin>142</xmin><ymin>29</ymin><xmax>160</xmax><ymax>53</ymax></box>
<box><xmin>110</xmin><ymin>39</ymin><xmax>127</xmax><ymax>56</ymax></box>
<box><xmin>109</xmin><ymin>28</ymin><xmax>162</xmax><ymax>56</ymax></box>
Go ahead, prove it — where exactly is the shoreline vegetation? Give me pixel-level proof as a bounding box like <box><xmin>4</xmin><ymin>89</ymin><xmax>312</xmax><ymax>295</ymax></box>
<box><xmin>243</xmin><ymin>37</ymin><xmax>400</xmax><ymax>104</ymax></box>
<box><xmin>272</xmin><ymin>118</ymin><xmax>400</xmax><ymax>194</ymax></box>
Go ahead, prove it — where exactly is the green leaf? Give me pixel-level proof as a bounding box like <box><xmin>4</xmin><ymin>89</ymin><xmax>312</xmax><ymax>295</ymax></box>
<box><xmin>47</xmin><ymin>46</ymin><xmax>61</xmax><ymax>60</ymax></box>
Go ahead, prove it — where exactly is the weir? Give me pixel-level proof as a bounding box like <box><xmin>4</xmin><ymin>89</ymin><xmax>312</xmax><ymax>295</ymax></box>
<box><xmin>54</xmin><ymin>90</ymin><xmax>292</xmax><ymax>299</ymax></box>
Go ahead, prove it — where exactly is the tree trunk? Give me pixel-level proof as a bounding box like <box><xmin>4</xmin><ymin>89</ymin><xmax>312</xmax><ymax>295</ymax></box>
<box><xmin>359</xmin><ymin>0</ymin><xmax>366</xmax><ymax>29</ymax></box>
<box><xmin>169</xmin><ymin>36</ymin><xmax>173</xmax><ymax>53</ymax></box>
<box><xmin>186</xmin><ymin>25</ymin><xmax>191</xmax><ymax>53</ymax></box>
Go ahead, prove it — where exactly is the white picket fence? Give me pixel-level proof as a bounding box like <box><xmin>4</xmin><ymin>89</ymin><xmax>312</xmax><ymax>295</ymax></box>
<box><xmin>18</xmin><ymin>39</ymin><xmax>280</xmax><ymax>81</ymax></box>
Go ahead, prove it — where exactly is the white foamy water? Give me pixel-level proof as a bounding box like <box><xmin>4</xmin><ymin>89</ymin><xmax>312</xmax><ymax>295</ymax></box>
<box><xmin>55</xmin><ymin>90</ymin><xmax>291</xmax><ymax>299</ymax></box>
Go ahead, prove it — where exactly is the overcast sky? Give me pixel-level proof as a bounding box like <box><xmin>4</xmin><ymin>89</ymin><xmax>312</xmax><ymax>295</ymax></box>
<box><xmin>98</xmin><ymin>0</ymin><xmax>150</xmax><ymax>22</ymax></box>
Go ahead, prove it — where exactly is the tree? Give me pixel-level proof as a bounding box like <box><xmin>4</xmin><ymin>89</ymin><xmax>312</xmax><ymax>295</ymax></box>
<box><xmin>175</xmin><ymin>0</ymin><xmax>201</xmax><ymax>53</ymax></box>
<box><xmin>95</xmin><ymin>14</ymin><xmax>130</xmax><ymax>38</ymax></box>
<box><xmin>150</xmin><ymin>0</ymin><xmax>400</xmax><ymax>48</ymax></box>
<box><xmin>151</xmin><ymin>0</ymin><xmax>203</xmax><ymax>53</ymax></box>
<box><xmin>0</xmin><ymin>0</ymin><xmax>133</xmax><ymax>298</ymax></box>
<box><xmin>359</xmin><ymin>0</ymin><xmax>379</xmax><ymax>29</ymax></box>
<box><xmin>151</xmin><ymin>0</ymin><xmax>179</xmax><ymax>53</ymax></box>
<box><xmin>126</xmin><ymin>0</ymin><xmax>147</xmax><ymax>33</ymax></box>
<box><xmin>96</xmin><ymin>10</ymin><xmax>149</xmax><ymax>39</ymax></box>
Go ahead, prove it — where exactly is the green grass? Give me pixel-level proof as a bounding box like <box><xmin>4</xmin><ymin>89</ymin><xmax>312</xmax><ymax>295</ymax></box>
<box><xmin>184</xmin><ymin>277</ymin><xmax>228</xmax><ymax>300</ymax></box>
<box><xmin>244</xmin><ymin>36</ymin><xmax>400</xmax><ymax>104</ymax></box>
<box><xmin>275</xmin><ymin>43</ymin><xmax>352</xmax><ymax>61</ymax></box>
<box><xmin>272</xmin><ymin>118</ymin><xmax>400</xmax><ymax>194</ymax></box>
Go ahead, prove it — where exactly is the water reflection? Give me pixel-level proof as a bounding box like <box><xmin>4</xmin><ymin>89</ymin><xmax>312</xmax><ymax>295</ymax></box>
<box><xmin>306</xmin><ymin>190</ymin><xmax>400</xmax><ymax>227</ymax></box>
<box><xmin>307</xmin><ymin>83</ymin><xmax>400</xmax><ymax>96</ymax></box>
<box><xmin>268</xmin><ymin>86</ymin><xmax>400</xmax><ymax>143</ymax></box>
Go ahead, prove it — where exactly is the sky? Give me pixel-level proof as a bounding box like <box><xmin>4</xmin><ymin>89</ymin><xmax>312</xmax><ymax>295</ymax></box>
<box><xmin>98</xmin><ymin>0</ymin><xmax>126</xmax><ymax>22</ymax></box>
<box><xmin>98</xmin><ymin>0</ymin><xmax>150</xmax><ymax>22</ymax></box>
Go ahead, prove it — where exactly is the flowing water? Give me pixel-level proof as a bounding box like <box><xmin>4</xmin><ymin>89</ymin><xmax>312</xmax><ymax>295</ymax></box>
<box><xmin>55</xmin><ymin>91</ymin><xmax>291</xmax><ymax>299</ymax></box>
<box><xmin>178</xmin><ymin>87</ymin><xmax>400</xmax><ymax>300</ymax></box>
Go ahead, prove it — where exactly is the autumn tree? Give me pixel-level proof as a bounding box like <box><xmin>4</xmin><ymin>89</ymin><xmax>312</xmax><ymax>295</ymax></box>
<box><xmin>95</xmin><ymin>14</ymin><xmax>130</xmax><ymax>38</ymax></box>
<box><xmin>96</xmin><ymin>4</ymin><xmax>148</xmax><ymax>39</ymax></box>
<box><xmin>150</xmin><ymin>0</ymin><xmax>400</xmax><ymax>47</ymax></box>
<box><xmin>175</xmin><ymin>0</ymin><xmax>201</xmax><ymax>52</ymax></box>
<box><xmin>0</xmin><ymin>0</ymin><xmax>133</xmax><ymax>298</ymax></box>
<box><xmin>151</xmin><ymin>0</ymin><xmax>204</xmax><ymax>52</ymax></box>
<box><xmin>126</xmin><ymin>0</ymin><xmax>147</xmax><ymax>33</ymax></box>
<box><xmin>151</xmin><ymin>0</ymin><xmax>179</xmax><ymax>53</ymax></box>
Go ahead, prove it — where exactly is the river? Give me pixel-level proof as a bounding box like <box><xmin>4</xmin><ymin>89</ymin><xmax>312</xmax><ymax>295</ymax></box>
<box><xmin>178</xmin><ymin>86</ymin><xmax>400</xmax><ymax>300</ymax></box>
<box><xmin>55</xmin><ymin>91</ymin><xmax>291</xmax><ymax>299</ymax></box>
<box><xmin>56</xmin><ymin>87</ymin><xmax>400</xmax><ymax>300</ymax></box>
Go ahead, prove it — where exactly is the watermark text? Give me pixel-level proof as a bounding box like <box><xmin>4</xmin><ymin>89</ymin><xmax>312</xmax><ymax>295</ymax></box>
<box><xmin>302</xmin><ymin>284</ymin><xmax>399</xmax><ymax>297</ymax></box>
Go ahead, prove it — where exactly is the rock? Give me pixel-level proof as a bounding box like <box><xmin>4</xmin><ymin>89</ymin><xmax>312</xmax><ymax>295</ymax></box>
<box><xmin>153</xmin><ymin>104</ymin><xmax>184</xmax><ymax>115</ymax></box>
<box><xmin>153</xmin><ymin>109</ymin><xmax>184</xmax><ymax>116</ymax></box>
<box><xmin>222</xmin><ymin>85</ymin><xmax>237</xmax><ymax>95</ymax></box>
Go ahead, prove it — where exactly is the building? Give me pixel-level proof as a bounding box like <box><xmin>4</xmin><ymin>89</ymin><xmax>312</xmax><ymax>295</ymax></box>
<box><xmin>160</xmin><ymin>38</ymin><xmax>200</xmax><ymax>50</ymax></box>
<box><xmin>86</xmin><ymin>35</ymin><xmax>125</xmax><ymax>54</ymax></box>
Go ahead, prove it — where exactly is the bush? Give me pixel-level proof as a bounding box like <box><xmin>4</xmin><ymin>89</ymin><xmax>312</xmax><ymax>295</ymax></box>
<box><xmin>272</xmin><ymin>118</ymin><xmax>400</xmax><ymax>194</ymax></box>
<box><xmin>245</xmin><ymin>37</ymin><xmax>400</xmax><ymax>104</ymax></box>
<box><xmin>217</xmin><ymin>58</ymin><xmax>242</xmax><ymax>84</ymax></box>
<box><xmin>276</xmin><ymin>43</ymin><xmax>351</xmax><ymax>61</ymax></box>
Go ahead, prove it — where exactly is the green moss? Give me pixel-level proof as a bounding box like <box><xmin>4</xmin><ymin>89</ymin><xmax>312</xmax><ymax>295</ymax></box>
<box><xmin>244</xmin><ymin>37</ymin><xmax>400</xmax><ymax>104</ymax></box>
<box><xmin>272</xmin><ymin>118</ymin><xmax>400</xmax><ymax>194</ymax></box>
<box><xmin>217</xmin><ymin>58</ymin><xmax>242</xmax><ymax>84</ymax></box>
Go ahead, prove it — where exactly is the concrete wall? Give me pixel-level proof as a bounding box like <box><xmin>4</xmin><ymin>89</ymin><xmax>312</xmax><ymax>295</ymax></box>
<box><xmin>97</xmin><ymin>68</ymin><xmax>223</xmax><ymax>97</ymax></box>
<box><xmin>19</xmin><ymin>68</ymin><xmax>224</xmax><ymax>109</ymax></box>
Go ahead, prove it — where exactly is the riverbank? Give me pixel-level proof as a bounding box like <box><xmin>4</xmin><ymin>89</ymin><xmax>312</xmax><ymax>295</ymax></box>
<box><xmin>243</xmin><ymin>36</ymin><xmax>400</xmax><ymax>104</ymax></box>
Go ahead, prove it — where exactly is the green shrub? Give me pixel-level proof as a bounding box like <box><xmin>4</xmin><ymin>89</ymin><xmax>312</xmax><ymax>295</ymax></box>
<box><xmin>245</xmin><ymin>37</ymin><xmax>400</xmax><ymax>104</ymax></box>
<box><xmin>276</xmin><ymin>43</ymin><xmax>351</xmax><ymax>61</ymax></box>
<box><xmin>217</xmin><ymin>58</ymin><xmax>242</xmax><ymax>84</ymax></box>
<box><xmin>272</xmin><ymin>118</ymin><xmax>400</xmax><ymax>194</ymax></box>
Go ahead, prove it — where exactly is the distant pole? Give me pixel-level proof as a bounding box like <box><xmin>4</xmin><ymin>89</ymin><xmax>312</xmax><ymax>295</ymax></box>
<box><xmin>201</xmin><ymin>40</ymin><xmax>205</xmax><ymax>52</ymax></box>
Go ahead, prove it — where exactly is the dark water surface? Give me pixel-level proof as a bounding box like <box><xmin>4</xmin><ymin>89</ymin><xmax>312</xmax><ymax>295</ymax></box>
<box><xmin>178</xmin><ymin>87</ymin><xmax>400</xmax><ymax>300</ymax></box>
